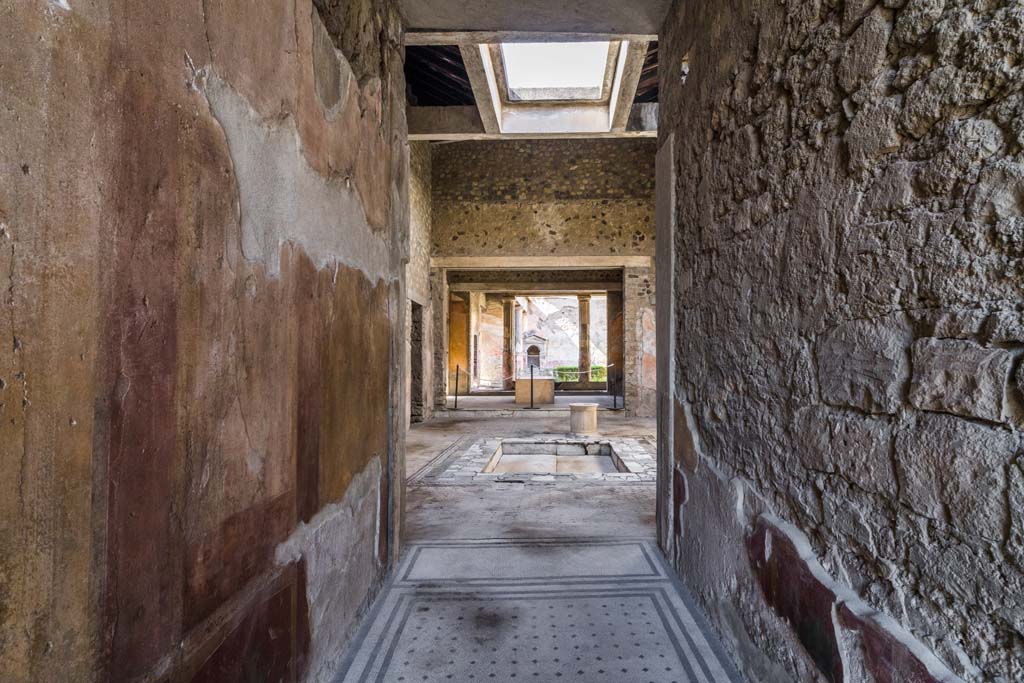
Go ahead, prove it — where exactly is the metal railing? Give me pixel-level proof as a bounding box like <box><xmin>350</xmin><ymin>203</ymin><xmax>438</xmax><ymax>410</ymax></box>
<box><xmin>450</xmin><ymin>366</ymin><xmax>471</xmax><ymax>410</ymax></box>
<box><xmin>449</xmin><ymin>362</ymin><xmax>624</xmax><ymax>411</ymax></box>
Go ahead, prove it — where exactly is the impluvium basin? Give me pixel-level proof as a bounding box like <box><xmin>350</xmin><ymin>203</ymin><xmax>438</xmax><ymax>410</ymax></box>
<box><xmin>483</xmin><ymin>439</ymin><xmax>629</xmax><ymax>475</ymax></box>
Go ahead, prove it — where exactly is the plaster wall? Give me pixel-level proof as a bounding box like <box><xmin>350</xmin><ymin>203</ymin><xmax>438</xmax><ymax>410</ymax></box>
<box><xmin>659</xmin><ymin>1</ymin><xmax>1024</xmax><ymax>682</ymax></box>
<box><xmin>430</xmin><ymin>267</ymin><xmax>450</xmax><ymax>407</ymax></box>
<box><xmin>408</xmin><ymin>142</ymin><xmax>434</xmax><ymax>303</ymax></box>
<box><xmin>0</xmin><ymin>1</ymin><xmax>409</xmax><ymax>681</ymax></box>
<box><xmin>473</xmin><ymin>295</ymin><xmax>504</xmax><ymax>389</ymax></box>
<box><xmin>518</xmin><ymin>296</ymin><xmax>610</xmax><ymax>371</ymax></box>
<box><xmin>448</xmin><ymin>294</ymin><xmax>469</xmax><ymax>393</ymax></box>
<box><xmin>624</xmin><ymin>266</ymin><xmax>658</xmax><ymax>417</ymax></box>
<box><xmin>407</xmin><ymin>141</ymin><xmax>434</xmax><ymax>423</ymax></box>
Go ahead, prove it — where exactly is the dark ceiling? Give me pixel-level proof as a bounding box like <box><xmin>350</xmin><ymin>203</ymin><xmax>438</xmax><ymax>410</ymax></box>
<box><xmin>635</xmin><ymin>42</ymin><xmax>659</xmax><ymax>103</ymax></box>
<box><xmin>405</xmin><ymin>43</ymin><xmax>660</xmax><ymax>107</ymax></box>
<box><xmin>405</xmin><ymin>46</ymin><xmax>476</xmax><ymax>106</ymax></box>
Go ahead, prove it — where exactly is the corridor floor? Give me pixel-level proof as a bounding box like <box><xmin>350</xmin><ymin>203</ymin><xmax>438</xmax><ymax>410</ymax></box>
<box><xmin>334</xmin><ymin>415</ymin><xmax>744</xmax><ymax>683</ymax></box>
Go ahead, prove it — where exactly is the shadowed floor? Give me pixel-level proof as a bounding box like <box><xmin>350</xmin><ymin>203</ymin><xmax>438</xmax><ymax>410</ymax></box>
<box><xmin>333</xmin><ymin>415</ymin><xmax>744</xmax><ymax>682</ymax></box>
<box><xmin>334</xmin><ymin>538</ymin><xmax>742</xmax><ymax>683</ymax></box>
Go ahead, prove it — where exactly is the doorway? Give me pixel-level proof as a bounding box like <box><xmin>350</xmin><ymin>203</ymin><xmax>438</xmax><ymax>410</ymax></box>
<box><xmin>410</xmin><ymin>301</ymin><xmax>425</xmax><ymax>423</ymax></box>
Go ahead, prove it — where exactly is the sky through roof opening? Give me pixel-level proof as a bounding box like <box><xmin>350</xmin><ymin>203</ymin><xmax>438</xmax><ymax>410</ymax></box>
<box><xmin>501</xmin><ymin>42</ymin><xmax>611</xmax><ymax>101</ymax></box>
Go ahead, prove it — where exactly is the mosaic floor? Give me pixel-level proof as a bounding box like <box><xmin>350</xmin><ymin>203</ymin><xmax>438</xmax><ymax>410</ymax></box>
<box><xmin>334</xmin><ymin>538</ymin><xmax>743</xmax><ymax>683</ymax></box>
<box><xmin>411</xmin><ymin>435</ymin><xmax>657</xmax><ymax>485</ymax></box>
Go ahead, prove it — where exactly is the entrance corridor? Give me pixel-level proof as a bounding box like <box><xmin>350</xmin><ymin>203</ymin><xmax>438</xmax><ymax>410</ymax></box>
<box><xmin>334</xmin><ymin>416</ymin><xmax>744</xmax><ymax>683</ymax></box>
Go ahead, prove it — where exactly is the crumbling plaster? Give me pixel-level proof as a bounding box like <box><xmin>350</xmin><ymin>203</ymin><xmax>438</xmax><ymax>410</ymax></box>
<box><xmin>1</xmin><ymin>1</ymin><xmax>409</xmax><ymax>681</ymax></box>
<box><xmin>407</xmin><ymin>142</ymin><xmax>435</xmax><ymax>423</ymax></box>
<box><xmin>659</xmin><ymin>0</ymin><xmax>1023</xmax><ymax>682</ymax></box>
<box><xmin>275</xmin><ymin>457</ymin><xmax>383</xmax><ymax>683</ymax></box>
<box><xmin>408</xmin><ymin>142</ymin><xmax>434</xmax><ymax>302</ymax></box>
<box><xmin>202</xmin><ymin>73</ymin><xmax>392</xmax><ymax>284</ymax></box>
<box><xmin>624</xmin><ymin>266</ymin><xmax>658</xmax><ymax>416</ymax></box>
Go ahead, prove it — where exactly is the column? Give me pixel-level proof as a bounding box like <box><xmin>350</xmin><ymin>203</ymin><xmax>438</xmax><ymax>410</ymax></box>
<box><xmin>606</xmin><ymin>290</ymin><xmax>624</xmax><ymax>399</ymax></box>
<box><xmin>502</xmin><ymin>295</ymin><xmax>516</xmax><ymax>390</ymax></box>
<box><xmin>514</xmin><ymin>300</ymin><xmax>523</xmax><ymax>365</ymax></box>
<box><xmin>577</xmin><ymin>294</ymin><xmax>591</xmax><ymax>384</ymax></box>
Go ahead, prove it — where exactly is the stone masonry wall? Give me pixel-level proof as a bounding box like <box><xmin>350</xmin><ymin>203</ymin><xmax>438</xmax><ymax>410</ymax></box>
<box><xmin>432</xmin><ymin>139</ymin><xmax>656</xmax><ymax>258</ymax></box>
<box><xmin>660</xmin><ymin>1</ymin><xmax>1023</xmax><ymax>682</ymax></box>
<box><xmin>1</xmin><ymin>1</ymin><xmax>409</xmax><ymax>681</ymax></box>
<box><xmin>408</xmin><ymin>141</ymin><xmax>434</xmax><ymax>423</ymax></box>
<box><xmin>624</xmin><ymin>267</ymin><xmax>658</xmax><ymax>417</ymax></box>
<box><xmin>408</xmin><ymin>142</ymin><xmax>433</xmax><ymax>302</ymax></box>
<box><xmin>431</xmin><ymin>140</ymin><xmax>658</xmax><ymax>415</ymax></box>
<box><xmin>430</xmin><ymin>268</ymin><xmax>449</xmax><ymax>409</ymax></box>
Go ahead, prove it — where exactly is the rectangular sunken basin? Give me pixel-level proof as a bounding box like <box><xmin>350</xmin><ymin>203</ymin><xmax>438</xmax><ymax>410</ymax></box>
<box><xmin>483</xmin><ymin>439</ymin><xmax>628</xmax><ymax>475</ymax></box>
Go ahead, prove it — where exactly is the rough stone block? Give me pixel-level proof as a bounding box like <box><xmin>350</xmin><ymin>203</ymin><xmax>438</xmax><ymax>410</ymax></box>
<box><xmin>943</xmin><ymin>119</ymin><xmax>1005</xmax><ymax>173</ymax></box>
<box><xmin>911</xmin><ymin>306</ymin><xmax>989</xmax><ymax>340</ymax></box>
<box><xmin>909</xmin><ymin>338</ymin><xmax>1013</xmax><ymax>423</ymax></box>
<box><xmin>817</xmin><ymin>316</ymin><xmax>911</xmax><ymax>415</ymax></box>
<box><xmin>514</xmin><ymin>378</ymin><xmax>554</xmax><ymax>405</ymax></box>
<box><xmin>904</xmin><ymin>535</ymin><xmax>1019</xmax><ymax>623</ymax></box>
<box><xmin>840</xmin><ymin>221</ymin><xmax>921</xmax><ymax>313</ymax></box>
<box><xmin>895</xmin><ymin>414</ymin><xmax>1019</xmax><ymax>541</ymax></box>
<box><xmin>899</xmin><ymin>66</ymin><xmax>956</xmax><ymax>138</ymax></box>
<box><xmin>968</xmin><ymin>160</ymin><xmax>1024</xmax><ymax>223</ymax></box>
<box><xmin>861</xmin><ymin>160</ymin><xmax>918</xmax><ymax>214</ymax></box>
<box><xmin>838</xmin><ymin>8</ymin><xmax>893</xmax><ymax>94</ymax></box>
<box><xmin>893</xmin><ymin>0</ymin><xmax>947</xmax><ymax>47</ymax></box>
<box><xmin>981</xmin><ymin>309</ymin><xmax>1024</xmax><ymax>344</ymax></box>
<box><xmin>846</xmin><ymin>98</ymin><xmax>902</xmax><ymax>174</ymax></box>
<box><xmin>842</xmin><ymin>0</ymin><xmax>875</xmax><ymax>34</ymax></box>
<box><xmin>913</xmin><ymin>215</ymin><xmax>1019</xmax><ymax>305</ymax></box>
<box><xmin>823</xmin><ymin>487</ymin><xmax>901</xmax><ymax>562</ymax></box>
<box><xmin>794</xmin><ymin>407</ymin><xmax>896</xmax><ymax>496</ymax></box>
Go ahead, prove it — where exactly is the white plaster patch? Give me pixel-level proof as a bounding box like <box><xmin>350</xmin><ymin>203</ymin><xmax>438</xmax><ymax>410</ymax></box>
<box><xmin>276</xmin><ymin>457</ymin><xmax>383</xmax><ymax>683</ymax></box>
<box><xmin>948</xmin><ymin>641</ymin><xmax>984</xmax><ymax>680</ymax></box>
<box><xmin>201</xmin><ymin>72</ymin><xmax>392</xmax><ymax>285</ymax></box>
<box><xmin>47</xmin><ymin>0</ymin><xmax>70</xmax><ymax>11</ymax></box>
<box><xmin>731</xmin><ymin>477</ymin><xmax>746</xmax><ymax>523</ymax></box>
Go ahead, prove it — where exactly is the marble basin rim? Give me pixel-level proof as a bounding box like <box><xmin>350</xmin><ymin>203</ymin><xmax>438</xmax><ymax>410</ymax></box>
<box><xmin>483</xmin><ymin>438</ymin><xmax>629</xmax><ymax>474</ymax></box>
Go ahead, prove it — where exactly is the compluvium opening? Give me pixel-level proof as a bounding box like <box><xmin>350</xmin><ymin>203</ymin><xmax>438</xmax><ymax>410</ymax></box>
<box><xmin>501</xmin><ymin>42</ymin><xmax>610</xmax><ymax>101</ymax></box>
